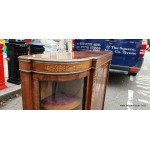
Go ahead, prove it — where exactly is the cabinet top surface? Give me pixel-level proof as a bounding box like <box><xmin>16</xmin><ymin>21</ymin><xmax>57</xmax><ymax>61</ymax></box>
<box><xmin>19</xmin><ymin>50</ymin><xmax>112</xmax><ymax>62</ymax></box>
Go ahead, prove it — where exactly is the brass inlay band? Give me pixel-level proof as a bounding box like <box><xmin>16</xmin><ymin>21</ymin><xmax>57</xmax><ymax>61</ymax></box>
<box><xmin>19</xmin><ymin>69</ymin><xmax>31</xmax><ymax>73</ymax></box>
<box><xmin>19</xmin><ymin>69</ymin><xmax>90</xmax><ymax>75</ymax></box>
<box><xmin>32</xmin><ymin>69</ymin><xmax>90</xmax><ymax>75</ymax></box>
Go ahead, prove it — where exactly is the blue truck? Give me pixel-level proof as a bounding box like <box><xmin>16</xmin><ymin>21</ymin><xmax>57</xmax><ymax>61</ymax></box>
<box><xmin>74</xmin><ymin>39</ymin><xmax>147</xmax><ymax>76</ymax></box>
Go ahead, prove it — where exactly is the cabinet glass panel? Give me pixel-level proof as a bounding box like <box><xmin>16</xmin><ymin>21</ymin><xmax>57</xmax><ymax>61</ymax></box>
<box><xmin>40</xmin><ymin>78</ymin><xmax>86</xmax><ymax>110</ymax></box>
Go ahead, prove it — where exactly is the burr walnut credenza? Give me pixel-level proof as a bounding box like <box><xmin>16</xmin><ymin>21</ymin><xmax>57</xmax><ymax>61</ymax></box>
<box><xmin>18</xmin><ymin>50</ymin><xmax>112</xmax><ymax>110</ymax></box>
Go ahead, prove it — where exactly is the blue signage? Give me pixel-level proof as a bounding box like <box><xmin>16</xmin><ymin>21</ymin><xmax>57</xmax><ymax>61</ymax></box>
<box><xmin>74</xmin><ymin>39</ymin><xmax>142</xmax><ymax>57</ymax></box>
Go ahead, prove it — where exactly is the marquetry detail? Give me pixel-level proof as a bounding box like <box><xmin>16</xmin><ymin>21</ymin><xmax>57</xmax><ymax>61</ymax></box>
<box><xmin>32</xmin><ymin>60</ymin><xmax>92</xmax><ymax>74</ymax></box>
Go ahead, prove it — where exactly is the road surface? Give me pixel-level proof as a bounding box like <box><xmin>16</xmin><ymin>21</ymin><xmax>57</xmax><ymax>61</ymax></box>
<box><xmin>104</xmin><ymin>50</ymin><xmax>150</xmax><ymax>110</ymax></box>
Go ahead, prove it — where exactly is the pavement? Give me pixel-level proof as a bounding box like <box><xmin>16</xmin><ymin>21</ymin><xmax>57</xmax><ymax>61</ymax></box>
<box><xmin>0</xmin><ymin>95</ymin><xmax>22</xmax><ymax>110</ymax></box>
<box><xmin>0</xmin><ymin>57</ymin><xmax>22</xmax><ymax>109</ymax></box>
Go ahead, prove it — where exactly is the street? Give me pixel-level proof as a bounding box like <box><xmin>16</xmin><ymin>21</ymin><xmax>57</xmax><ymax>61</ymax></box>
<box><xmin>0</xmin><ymin>50</ymin><xmax>150</xmax><ymax>110</ymax></box>
<box><xmin>104</xmin><ymin>50</ymin><xmax>150</xmax><ymax>110</ymax></box>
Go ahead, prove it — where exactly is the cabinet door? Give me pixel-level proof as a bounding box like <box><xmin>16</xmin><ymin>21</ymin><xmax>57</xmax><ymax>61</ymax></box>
<box><xmin>39</xmin><ymin>78</ymin><xmax>86</xmax><ymax>110</ymax></box>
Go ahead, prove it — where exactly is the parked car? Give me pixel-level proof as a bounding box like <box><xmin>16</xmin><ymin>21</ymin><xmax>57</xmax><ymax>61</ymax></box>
<box><xmin>74</xmin><ymin>39</ymin><xmax>147</xmax><ymax>76</ymax></box>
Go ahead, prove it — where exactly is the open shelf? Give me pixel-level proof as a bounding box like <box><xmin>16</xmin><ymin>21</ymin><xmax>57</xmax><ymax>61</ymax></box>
<box><xmin>41</xmin><ymin>94</ymin><xmax>81</xmax><ymax>110</ymax></box>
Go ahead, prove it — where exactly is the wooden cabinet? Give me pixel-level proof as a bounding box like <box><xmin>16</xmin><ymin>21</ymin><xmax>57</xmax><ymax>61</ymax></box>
<box><xmin>19</xmin><ymin>51</ymin><xmax>112</xmax><ymax>110</ymax></box>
